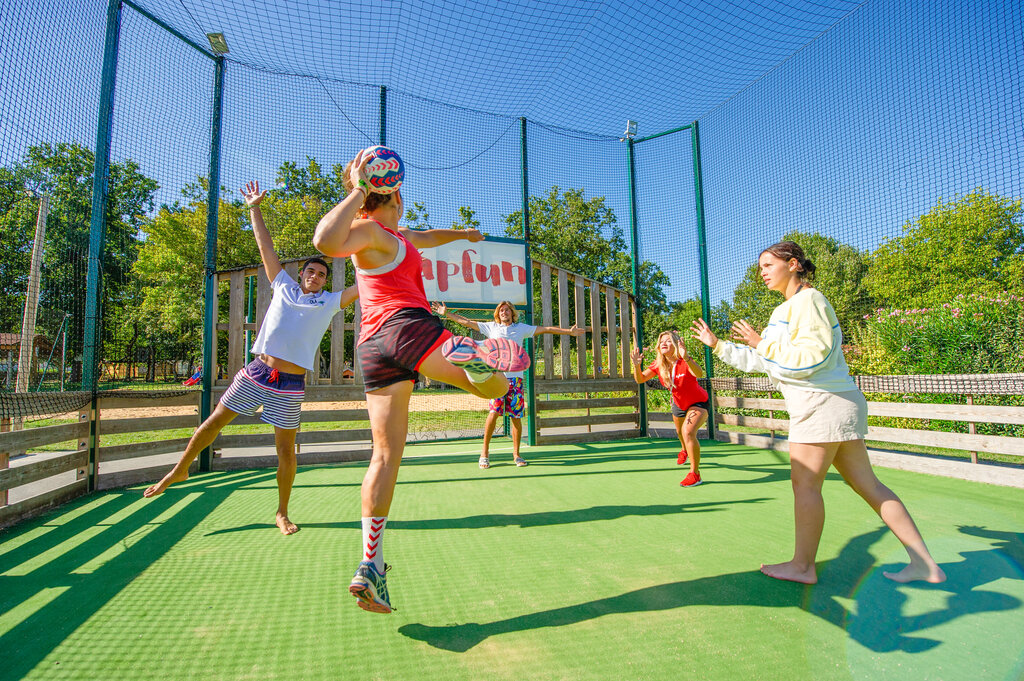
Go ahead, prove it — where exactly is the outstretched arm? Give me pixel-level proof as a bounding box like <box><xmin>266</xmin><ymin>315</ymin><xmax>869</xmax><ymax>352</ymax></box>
<box><xmin>403</xmin><ymin>227</ymin><xmax>485</xmax><ymax>249</ymax></box>
<box><xmin>431</xmin><ymin>302</ymin><xmax>481</xmax><ymax>332</ymax></box>
<box><xmin>339</xmin><ymin>284</ymin><xmax>359</xmax><ymax>310</ymax></box>
<box><xmin>535</xmin><ymin>324</ymin><xmax>585</xmax><ymax>337</ymax></box>
<box><xmin>241</xmin><ymin>181</ymin><xmax>282</xmax><ymax>282</ymax></box>
<box><xmin>630</xmin><ymin>347</ymin><xmax>656</xmax><ymax>384</ymax></box>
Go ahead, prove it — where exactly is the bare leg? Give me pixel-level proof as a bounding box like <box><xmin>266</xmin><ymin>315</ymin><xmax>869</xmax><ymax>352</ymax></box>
<box><xmin>509</xmin><ymin>416</ymin><xmax>523</xmax><ymax>461</ymax></box>
<box><xmin>482</xmin><ymin>410</ymin><xmax>500</xmax><ymax>459</ymax></box>
<box><xmin>144</xmin><ymin>403</ymin><xmax>238</xmax><ymax>497</ymax></box>
<box><xmin>761</xmin><ymin>441</ymin><xmax>835</xmax><ymax>584</ymax></box>
<box><xmin>417</xmin><ymin>347</ymin><xmax>509</xmax><ymax>400</ymax></box>
<box><xmin>682</xmin><ymin>407</ymin><xmax>707</xmax><ymax>474</ymax></box>
<box><xmin>274</xmin><ymin>426</ymin><xmax>299</xmax><ymax>535</ymax></box>
<box><xmin>831</xmin><ymin>439</ymin><xmax>946</xmax><ymax>583</ymax></box>
<box><xmin>362</xmin><ymin>380</ymin><xmax>413</xmax><ymax>517</ymax></box>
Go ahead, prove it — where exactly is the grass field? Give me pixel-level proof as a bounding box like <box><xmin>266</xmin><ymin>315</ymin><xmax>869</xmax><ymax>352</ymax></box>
<box><xmin>2</xmin><ymin>439</ymin><xmax>1023</xmax><ymax>681</ymax></box>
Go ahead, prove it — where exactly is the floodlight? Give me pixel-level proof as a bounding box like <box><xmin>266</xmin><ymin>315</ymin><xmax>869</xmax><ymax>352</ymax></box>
<box><xmin>207</xmin><ymin>33</ymin><xmax>229</xmax><ymax>54</ymax></box>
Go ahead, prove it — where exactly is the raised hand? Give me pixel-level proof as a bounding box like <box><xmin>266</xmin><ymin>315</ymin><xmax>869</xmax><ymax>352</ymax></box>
<box><xmin>431</xmin><ymin>301</ymin><xmax>447</xmax><ymax>317</ymax></box>
<box><xmin>690</xmin><ymin>318</ymin><xmax>719</xmax><ymax>349</ymax></box>
<box><xmin>348</xmin><ymin>149</ymin><xmax>372</xmax><ymax>195</ymax></box>
<box><xmin>240</xmin><ymin>180</ymin><xmax>268</xmax><ymax>208</ymax></box>
<box><xmin>730</xmin><ymin>319</ymin><xmax>762</xmax><ymax>348</ymax></box>
<box><xmin>630</xmin><ymin>346</ymin><xmax>645</xmax><ymax>366</ymax></box>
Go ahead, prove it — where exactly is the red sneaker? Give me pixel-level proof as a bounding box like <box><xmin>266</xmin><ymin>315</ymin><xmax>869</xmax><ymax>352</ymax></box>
<box><xmin>677</xmin><ymin>449</ymin><xmax>688</xmax><ymax>465</ymax></box>
<box><xmin>680</xmin><ymin>471</ymin><xmax>702</xmax><ymax>487</ymax></box>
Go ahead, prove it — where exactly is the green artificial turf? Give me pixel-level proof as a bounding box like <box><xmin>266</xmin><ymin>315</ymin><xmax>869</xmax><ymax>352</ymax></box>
<box><xmin>1</xmin><ymin>439</ymin><xmax>1023</xmax><ymax>681</ymax></box>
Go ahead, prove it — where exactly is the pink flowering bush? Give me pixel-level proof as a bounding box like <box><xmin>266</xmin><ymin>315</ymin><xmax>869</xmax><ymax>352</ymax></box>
<box><xmin>849</xmin><ymin>292</ymin><xmax>1024</xmax><ymax>375</ymax></box>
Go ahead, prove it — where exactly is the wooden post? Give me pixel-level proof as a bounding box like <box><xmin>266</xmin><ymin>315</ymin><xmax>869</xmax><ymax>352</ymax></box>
<box><xmin>227</xmin><ymin>271</ymin><xmax>245</xmax><ymax>379</ymax></box>
<box><xmin>589</xmin><ymin>281</ymin><xmax>602</xmax><ymax>376</ymax></box>
<box><xmin>331</xmin><ymin>258</ymin><xmax>346</xmax><ymax>385</ymax></box>
<box><xmin>557</xmin><ymin>269</ymin><xmax>570</xmax><ymax>379</ymax></box>
<box><xmin>540</xmin><ymin>263</ymin><xmax>553</xmax><ymax>379</ymax></box>
<box><xmin>17</xmin><ymin>195</ymin><xmax>49</xmax><ymax>395</ymax></box>
<box><xmin>966</xmin><ymin>394</ymin><xmax>978</xmax><ymax>464</ymax></box>
<box><xmin>77</xmin><ymin>410</ymin><xmax>89</xmax><ymax>481</ymax></box>
<box><xmin>0</xmin><ymin>416</ymin><xmax>10</xmax><ymax>506</ymax></box>
<box><xmin>619</xmin><ymin>292</ymin><xmax>630</xmax><ymax>379</ymax></box>
<box><xmin>605</xmin><ymin>286</ymin><xmax>617</xmax><ymax>377</ymax></box>
<box><xmin>574</xmin><ymin>276</ymin><xmax>586</xmax><ymax>378</ymax></box>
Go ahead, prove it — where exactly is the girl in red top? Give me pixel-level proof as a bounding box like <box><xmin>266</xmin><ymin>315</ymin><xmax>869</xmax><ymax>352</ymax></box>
<box><xmin>631</xmin><ymin>330</ymin><xmax>710</xmax><ymax>487</ymax></box>
<box><xmin>313</xmin><ymin>148</ymin><xmax>528</xmax><ymax>614</ymax></box>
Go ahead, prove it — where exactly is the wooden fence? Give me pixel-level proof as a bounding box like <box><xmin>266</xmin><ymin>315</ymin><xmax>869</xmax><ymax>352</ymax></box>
<box><xmin>711</xmin><ymin>373</ymin><xmax>1024</xmax><ymax>476</ymax></box>
<box><xmin>530</xmin><ymin>261</ymin><xmax>642</xmax><ymax>445</ymax></box>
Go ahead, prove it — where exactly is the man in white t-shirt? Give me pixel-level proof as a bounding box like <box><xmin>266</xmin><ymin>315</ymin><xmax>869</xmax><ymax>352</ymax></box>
<box><xmin>144</xmin><ymin>181</ymin><xmax>357</xmax><ymax>535</ymax></box>
<box><xmin>432</xmin><ymin>300</ymin><xmax>582</xmax><ymax>468</ymax></box>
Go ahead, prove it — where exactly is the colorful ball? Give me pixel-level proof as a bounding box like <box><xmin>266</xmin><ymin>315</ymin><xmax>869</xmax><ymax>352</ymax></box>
<box><xmin>362</xmin><ymin>146</ymin><xmax>404</xmax><ymax>194</ymax></box>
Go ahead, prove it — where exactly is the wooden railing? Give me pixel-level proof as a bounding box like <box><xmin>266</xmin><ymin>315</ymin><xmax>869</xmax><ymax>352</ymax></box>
<box><xmin>711</xmin><ymin>373</ymin><xmax>1024</xmax><ymax>466</ymax></box>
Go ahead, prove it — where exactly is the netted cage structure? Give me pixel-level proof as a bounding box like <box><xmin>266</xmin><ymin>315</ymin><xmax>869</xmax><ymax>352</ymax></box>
<box><xmin>1</xmin><ymin>0</ymin><xmax>1021</xmax><ymax>524</ymax></box>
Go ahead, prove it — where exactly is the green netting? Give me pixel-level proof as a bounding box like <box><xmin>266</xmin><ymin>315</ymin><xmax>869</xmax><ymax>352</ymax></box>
<box><xmin>1</xmin><ymin>0</ymin><xmax>1020</xmax><ymax>433</ymax></box>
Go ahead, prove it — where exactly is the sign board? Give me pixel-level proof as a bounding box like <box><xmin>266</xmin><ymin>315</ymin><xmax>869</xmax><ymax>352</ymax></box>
<box><xmin>419</xmin><ymin>237</ymin><xmax>528</xmax><ymax>308</ymax></box>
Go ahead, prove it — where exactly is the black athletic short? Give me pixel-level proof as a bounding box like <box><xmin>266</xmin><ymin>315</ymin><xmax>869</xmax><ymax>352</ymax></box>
<box><xmin>358</xmin><ymin>307</ymin><xmax>452</xmax><ymax>393</ymax></box>
<box><xmin>671</xmin><ymin>399</ymin><xmax>710</xmax><ymax>419</ymax></box>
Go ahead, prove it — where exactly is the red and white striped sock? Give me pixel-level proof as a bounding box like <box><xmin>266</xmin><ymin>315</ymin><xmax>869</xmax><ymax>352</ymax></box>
<box><xmin>362</xmin><ymin>516</ymin><xmax>387</xmax><ymax>572</ymax></box>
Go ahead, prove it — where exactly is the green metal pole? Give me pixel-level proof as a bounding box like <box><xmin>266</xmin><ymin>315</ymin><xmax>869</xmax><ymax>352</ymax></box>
<box><xmin>83</xmin><ymin>0</ymin><xmax>123</xmax><ymax>492</ymax></box>
<box><xmin>626</xmin><ymin>138</ymin><xmax>647</xmax><ymax>436</ymax></box>
<box><xmin>691</xmin><ymin>120</ymin><xmax>715</xmax><ymax>439</ymax></box>
<box><xmin>379</xmin><ymin>86</ymin><xmax>387</xmax><ymax>146</ymax></box>
<box><xmin>520</xmin><ymin>117</ymin><xmax>537</xmax><ymax>447</ymax></box>
<box><xmin>200</xmin><ymin>56</ymin><xmax>226</xmax><ymax>471</ymax></box>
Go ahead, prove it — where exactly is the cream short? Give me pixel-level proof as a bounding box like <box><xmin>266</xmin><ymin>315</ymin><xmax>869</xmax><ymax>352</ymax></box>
<box><xmin>780</xmin><ymin>385</ymin><xmax>868</xmax><ymax>444</ymax></box>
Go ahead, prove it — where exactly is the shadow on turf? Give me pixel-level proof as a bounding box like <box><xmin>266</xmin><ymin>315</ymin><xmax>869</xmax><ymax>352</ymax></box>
<box><xmin>400</xmin><ymin>525</ymin><xmax>1024</xmax><ymax>654</ymax></box>
<box><xmin>204</xmin><ymin>496</ymin><xmax>772</xmax><ymax>535</ymax></box>
<box><xmin>0</xmin><ymin>469</ymin><xmax>277</xmax><ymax>681</ymax></box>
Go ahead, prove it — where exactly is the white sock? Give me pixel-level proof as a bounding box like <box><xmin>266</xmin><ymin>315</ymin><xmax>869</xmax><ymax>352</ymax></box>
<box><xmin>362</xmin><ymin>516</ymin><xmax>387</xmax><ymax>572</ymax></box>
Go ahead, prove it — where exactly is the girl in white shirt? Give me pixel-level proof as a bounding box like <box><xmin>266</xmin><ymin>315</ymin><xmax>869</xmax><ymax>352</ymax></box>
<box><xmin>691</xmin><ymin>240</ymin><xmax>945</xmax><ymax>585</ymax></box>
<box><xmin>434</xmin><ymin>300</ymin><xmax>582</xmax><ymax>468</ymax></box>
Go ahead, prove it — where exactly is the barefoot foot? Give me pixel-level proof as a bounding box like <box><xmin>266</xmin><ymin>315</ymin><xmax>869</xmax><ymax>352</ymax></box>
<box><xmin>760</xmin><ymin>561</ymin><xmax>817</xmax><ymax>584</ymax></box>
<box><xmin>143</xmin><ymin>468</ymin><xmax>190</xmax><ymax>498</ymax></box>
<box><xmin>276</xmin><ymin>513</ymin><xmax>299</xmax><ymax>535</ymax></box>
<box><xmin>883</xmin><ymin>562</ymin><xmax>946</xmax><ymax>584</ymax></box>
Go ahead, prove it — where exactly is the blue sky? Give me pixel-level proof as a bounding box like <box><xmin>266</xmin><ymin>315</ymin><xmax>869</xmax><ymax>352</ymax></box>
<box><xmin>1</xmin><ymin>0</ymin><xmax>1020</xmax><ymax>308</ymax></box>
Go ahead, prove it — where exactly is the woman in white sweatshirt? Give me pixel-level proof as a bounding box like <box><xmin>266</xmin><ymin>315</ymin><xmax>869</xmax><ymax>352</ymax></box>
<box><xmin>691</xmin><ymin>240</ymin><xmax>945</xmax><ymax>585</ymax></box>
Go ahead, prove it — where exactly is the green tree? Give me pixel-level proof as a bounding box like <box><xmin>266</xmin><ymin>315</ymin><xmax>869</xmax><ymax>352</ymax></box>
<box><xmin>502</xmin><ymin>186</ymin><xmax>669</xmax><ymax>335</ymax></box>
<box><xmin>404</xmin><ymin>201</ymin><xmax>431</xmax><ymax>230</ymax></box>
<box><xmin>452</xmin><ymin>206</ymin><xmax>480</xmax><ymax>231</ymax></box>
<box><xmin>866</xmin><ymin>189</ymin><xmax>1024</xmax><ymax>308</ymax></box>
<box><xmin>275</xmin><ymin>157</ymin><xmax>348</xmax><ymax>206</ymax></box>
<box><xmin>728</xmin><ymin>230</ymin><xmax>873</xmax><ymax>335</ymax></box>
<box><xmin>0</xmin><ymin>142</ymin><xmax>158</xmax><ymax>381</ymax></box>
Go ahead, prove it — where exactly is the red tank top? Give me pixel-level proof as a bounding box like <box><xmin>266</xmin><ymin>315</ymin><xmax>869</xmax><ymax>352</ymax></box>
<box><xmin>647</xmin><ymin>358</ymin><xmax>709</xmax><ymax>409</ymax></box>
<box><xmin>354</xmin><ymin>222</ymin><xmax>430</xmax><ymax>344</ymax></box>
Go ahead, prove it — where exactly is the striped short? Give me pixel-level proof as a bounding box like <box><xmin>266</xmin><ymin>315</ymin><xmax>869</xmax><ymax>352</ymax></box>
<box><xmin>219</xmin><ymin>358</ymin><xmax>305</xmax><ymax>429</ymax></box>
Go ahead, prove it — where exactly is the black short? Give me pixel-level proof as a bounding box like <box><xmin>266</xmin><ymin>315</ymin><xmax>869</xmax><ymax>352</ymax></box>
<box><xmin>671</xmin><ymin>399</ymin><xmax>710</xmax><ymax>419</ymax></box>
<box><xmin>358</xmin><ymin>307</ymin><xmax>452</xmax><ymax>393</ymax></box>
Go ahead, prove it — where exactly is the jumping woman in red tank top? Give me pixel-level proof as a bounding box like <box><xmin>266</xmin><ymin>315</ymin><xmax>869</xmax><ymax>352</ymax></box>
<box><xmin>313</xmin><ymin>148</ymin><xmax>529</xmax><ymax>614</ymax></box>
